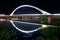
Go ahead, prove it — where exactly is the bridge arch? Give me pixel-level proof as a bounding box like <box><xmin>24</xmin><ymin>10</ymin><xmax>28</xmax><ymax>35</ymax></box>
<box><xmin>10</xmin><ymin>5</ymin><xmax>50</xmax><ymax>15</ymax></box>
<box><xmin>10</xmin><ymin>5</ymin><xmax>50</xmax><ymax>33</ymax></box>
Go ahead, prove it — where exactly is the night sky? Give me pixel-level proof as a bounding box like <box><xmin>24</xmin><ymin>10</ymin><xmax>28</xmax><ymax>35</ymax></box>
<box><xmin>0</xmin><ymin>0</ymin><xmax>60</xmax><ymax>14</ymax></box>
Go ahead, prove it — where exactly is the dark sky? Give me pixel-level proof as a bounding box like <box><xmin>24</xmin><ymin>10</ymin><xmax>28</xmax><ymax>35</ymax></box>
<box><xmin>0</xmin><ymin>0</ymin><xmax>60</xmax><ymax>14</ymax></box>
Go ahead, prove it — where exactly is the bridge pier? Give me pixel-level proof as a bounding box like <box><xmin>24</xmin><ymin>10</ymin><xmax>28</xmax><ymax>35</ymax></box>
<box><xmin>48</xmin><ymin>16</ymin><xmax>51</xmax><ymax>24</ymax></box>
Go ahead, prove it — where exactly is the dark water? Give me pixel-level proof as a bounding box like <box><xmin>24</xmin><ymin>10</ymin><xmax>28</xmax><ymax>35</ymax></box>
<box><xmin>14</xmin><ymin>22</ymin><xmax>41</xmax><ymax>31</ymax></box>
<box><xmin>0</xmin><ymin>21</ymin><xmax>43</xmax><ymax>40</ymax></box>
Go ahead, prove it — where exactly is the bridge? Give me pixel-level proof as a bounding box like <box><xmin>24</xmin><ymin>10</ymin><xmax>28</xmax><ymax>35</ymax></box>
<box><xmin>0</xmin><ymin>5</ymin><xmax>60</xmax><ymax>33</ymax></box>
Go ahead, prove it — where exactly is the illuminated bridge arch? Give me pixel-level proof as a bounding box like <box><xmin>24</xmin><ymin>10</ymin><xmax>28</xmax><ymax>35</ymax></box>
<box><xmin>10</xmin><ymin>5</ymin><xmax>51</xmax><ymax>33</ymax></box>
<box><xmin>10</xmin><ymin>5</ymin><xmax>50</xmax><ymax>15</ymax></box>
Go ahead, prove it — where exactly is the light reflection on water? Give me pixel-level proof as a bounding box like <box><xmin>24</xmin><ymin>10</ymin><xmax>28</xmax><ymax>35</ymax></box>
<box><xmin>13</xmin><ymin>22</ymin><xmax>42</xmax><ymax>31</ymax></box>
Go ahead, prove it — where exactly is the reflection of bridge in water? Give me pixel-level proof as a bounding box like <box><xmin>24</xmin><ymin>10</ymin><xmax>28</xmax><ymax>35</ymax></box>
<box><xmin>0</xmin><ymin>14</ymin><xmax>59</xmax><ymax>33</ymax></box>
